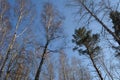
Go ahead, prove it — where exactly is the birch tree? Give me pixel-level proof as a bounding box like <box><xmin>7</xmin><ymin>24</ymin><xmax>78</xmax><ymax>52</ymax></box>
<box><xmin>34</xmin><ymin>2</ymin><xmax>64</xmax><ymax>80</ymax></box>
<box><xmin>0</xmin><ymin>0</ymin><xmax>35</xmax><ymax>78</ymax></box>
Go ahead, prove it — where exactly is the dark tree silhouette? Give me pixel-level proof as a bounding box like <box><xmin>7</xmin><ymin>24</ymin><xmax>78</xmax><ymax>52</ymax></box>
<box><xmin>110</xmin><ymin>11</ymin><xmax>120</xmax><ymax>38</ymax></box>
<box><xmin>72</xmin><ymin>27</ymin><xmax>103</xmax><ymax>80</ymax></box>
<box><xmin>34</xmin><ymin>2</ymin><xmax>64</xmax><ymax>80</ymax></box>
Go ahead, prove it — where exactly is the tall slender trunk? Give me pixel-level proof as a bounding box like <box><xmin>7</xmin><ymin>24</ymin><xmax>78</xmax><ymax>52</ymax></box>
<box><xmin>63</xmin><ymin>66</ymin><xmax>67</xmax><ymax>80</ymax></box>
<box><xmin>0</xmin><ymin>11</ymin><xmax>22</xmax><ymax>77</ymax></box>
<box><xmin>80</xmin><ymin>1</ymin><xmax>120</xmax><ymax>45</ymax></box>
<box><xmin>34</xmin><ymin>41</ymin><xmax>49</xmax><ymax>80</ymax></box>
<box><xmin>0</xmin><ymin>32</ymin><xmax>16</xmax><ymax>77</ymax></box>
<box><xmin>85</xmin><ymin>44</ymin><xmax>103</xmax><ymax>80</ymax></box>
<box><xmin>89</xmin><ymin>54</ymin><xmax>103</xmax><ymax>80</ymax></box>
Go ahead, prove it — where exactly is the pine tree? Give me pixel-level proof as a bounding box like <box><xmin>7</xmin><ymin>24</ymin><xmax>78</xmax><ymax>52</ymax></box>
<box><xmin>110</xmin><ymin>11</ymin><xmax>120</xmax><ymax>38</ymax></box>
<box><xmin>72</xmin><ymin>27</ymin><xmax>103</xmax><ymax>80</ymax></box>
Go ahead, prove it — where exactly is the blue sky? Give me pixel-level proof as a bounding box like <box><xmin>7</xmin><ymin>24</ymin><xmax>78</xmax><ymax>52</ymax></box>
<box><xmin>32</xmin><ymin>0</ymin><xmax>80</xmax><ymax>57</ymax></box>
<box><xmin>31</xmin><ymin>1</ymin><xmax>116</xmax><ymax>79</ymax></box>
<box><xmin>33</xmin><ymin>0</ymin><xmax>77</xmax><ymax>40</ymax></box>
<box><xmin>34</xmin><ymin>0</ymin><xmax>98</xmax><ymax>71</ymax></box>
<box><xmin>27</xmin><ymin>0</ymin><xmax>120</xmax><ymax>80</ymax></box>
<box><xmin>1</xmin><ymin>0</ymin><xmax>120</xmax><ymax>79</ymax></box>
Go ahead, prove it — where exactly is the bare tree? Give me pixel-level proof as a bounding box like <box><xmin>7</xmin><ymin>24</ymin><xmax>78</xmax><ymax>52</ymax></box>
<box><xmin>0</xmin><ymin>0</ymin><xmax>35</xmax><ymax>78</ymax></box>
<box><xmin>70</xmin><ymin>0</ymin><xmax>120</xmax><ymax>50</ymax></box>
<box><xmin>59</xmin><ymin>51</ymin><xmax>68</xmax><ymax>80</ymax></box>
<box><xmin>0</xmin><ymin>0</ymin><xmax>11</xmax><ymax>46</ymax></box>
<box><xmin>40</xmin><ymin>55</ymin><xmax>55</xmax><ymax>80</ymax></box>
<box><xmin>97</xmin><ymin>54</ymin><xmax>114</xmax><ymax>80</ymax></box>
<box><xmin>70</xmin><ymin>56</ymin><xmax>92</xmax><ymax>80</ymax></box>
<box><xmin>58</xmin><ymin>51</ymin><xmax>92</xmax><ymax>80</ymax></box>
<box><xmin>34</xmin><ymin>2</ymin><xmax>64</xmax><ymax>80</ymax></box>
<box><xmin>69</xmin><ymin>0</ymin><xmax>120</xmax><ymax>79</ymax></box>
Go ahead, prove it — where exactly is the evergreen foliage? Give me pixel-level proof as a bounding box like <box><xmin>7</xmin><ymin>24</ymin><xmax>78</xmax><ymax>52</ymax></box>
<box><xmin>72</xmin><ymin>27</ymin><xmax>100</xmax><ymax>56</ymax></box>
<box><xmin>110</xmin><ymin>11</ymin><xmax>120</xmax><ymax>37</ymax></box>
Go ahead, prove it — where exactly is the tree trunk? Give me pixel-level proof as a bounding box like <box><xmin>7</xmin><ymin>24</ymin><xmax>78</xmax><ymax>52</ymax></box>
<box><xmin>80</xmin><ymin>1</ymin><xmax>120</xmax><ymax>45</ymax></box>
<box><xmin>89</xmin><ymin>54</ymin><xmax>103</xmax><ymax>80</ymax></box>
<box><xmin>34</xmin><ymin>41</ymin><xmax>49</xmax><ymax>80</ymax></box>
<box><xmin>0</xmin><ymin>33</ymin><xmax>16</xmax><ymax>77</ymax></box>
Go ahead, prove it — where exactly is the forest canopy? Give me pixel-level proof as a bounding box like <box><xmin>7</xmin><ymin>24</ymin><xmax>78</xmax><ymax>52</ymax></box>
<box><xmin>0</xmin><ymin>0</ymin><xmax>120</xmax><ymax>80</ymax></box>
